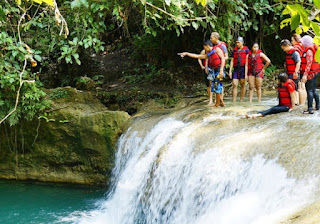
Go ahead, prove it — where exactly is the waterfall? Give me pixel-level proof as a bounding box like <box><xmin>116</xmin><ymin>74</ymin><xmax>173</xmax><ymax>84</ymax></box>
<box><xmin>63</xmin><ymin>103</ymin><xmax>320</xmax><ymax>224</ymax></box>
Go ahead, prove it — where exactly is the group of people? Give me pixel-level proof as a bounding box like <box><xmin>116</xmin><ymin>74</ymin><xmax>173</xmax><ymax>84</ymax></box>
<box><xmin>178</xmin><ymin>32</ymin><xmax>320</xmax><ymax>117</ymax></box>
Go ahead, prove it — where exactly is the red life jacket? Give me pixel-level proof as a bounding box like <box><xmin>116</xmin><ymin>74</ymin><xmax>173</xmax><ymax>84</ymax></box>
<box><xmin>248</xmin><ymin>50</ymin><xmax>263</xmax><ymax>75</ymax></box>
<box><xmin>207</xmin><ymin>46</ymin><xmax>221</xmax><ymax>69</ymax></box>
<box><xmin>278</xmin><ymin>80</ymin><xmax>294</xmax><ymax>108</ymax></box>
<box><xmin>233</xmin><ymin>46</ymin><xmax>248</xmax><ymax>67</ymax></box>
<box><xmin>216</xmin><ymin>41</ymin><xmax>227</xmax><ymax>52</ymax></box>
<box><xmin>301</xmin><ymin>44</ymin><xmax>320</xmax><ymax>75</ymax></box>
<box><xmin>293</xmin><ymin>43</ymin><xmax>303</xmax><ymax>57</ymax></box>
<box><xmin>285</xmin><ymin>48</ymin><xmax>298</xmax><ymax>75</ymax></box>
<box><xmin>202</xmin><ymin>59</ymin><xmax>206</xmax><ymax>66</ymax></box>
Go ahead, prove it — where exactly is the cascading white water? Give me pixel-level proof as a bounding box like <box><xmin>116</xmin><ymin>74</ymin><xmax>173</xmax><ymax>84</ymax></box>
<box><xmin>63</xmin><ymin>102</ymin><xmax>320</xmax><ymax>224</ymax></box>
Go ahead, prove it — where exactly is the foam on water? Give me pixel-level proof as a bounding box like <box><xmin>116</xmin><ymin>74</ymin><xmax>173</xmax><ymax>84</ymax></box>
<box><xmin>61</xmin><ymin>112</ymin><xmax>317</xmax><ymax>224</ymax></box>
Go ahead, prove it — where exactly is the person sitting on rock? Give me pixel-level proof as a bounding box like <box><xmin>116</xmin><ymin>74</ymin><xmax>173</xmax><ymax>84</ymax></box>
<box><xmin>178</xmin><ymin>40</ymin><xmax>226</xmax><ymax>107</ymax></box>
<box><xmin>245</xmin><ymin>73</ymin><xmax>296</xmax><ymax>118</ymax></box>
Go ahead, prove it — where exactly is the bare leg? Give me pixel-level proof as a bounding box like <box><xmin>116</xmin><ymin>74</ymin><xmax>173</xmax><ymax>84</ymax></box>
<box><xmin>208</xmin><ymin>81</ymin><xmax>213</xmax><ymax>105</ymax></box>
<box><xmin>294</xmin><ymin>91</ymin><xmax>299</xmax><ymax>105</ymax></box>
<box><xmin>298</xmin><ymin>81</ymin><xmax>307</xmax><ymax>106</ymax></box>
<box><xmin>219</xmin><ymin>93</ymin><xmax>225</xmax><ymax>107</ymax></box>
<box><xmin>248</xmin><ymin>76</ymin><xmax>255</xmax><ymax>103</ymax></box>
<box><xmin>240</xmin><ymin>79</ymin><xmax>246</xmax><ymax>102</ymax></box>
<box><xmin>245</xmin><ymin>113</ymin><xmax>263</xmax><ymax>119</ymax></box>
<box><xmin>232</xmin><ymin>79</ymin><xmax>239</xmax><ymax>102</ymax></box>
<box><xmin>220</xmin><ymin>87</ymin><xmax>224</xmax><ymax>105</ymax></box>
<box><xmin>255</xmin><ymin>77</ymin><xmax>263</xmax><ymax>103</ymax></box>
<box><xmin>215</xmin><ymin>93</ymin><xmax>221</xmax><ymax>107</ymax></box>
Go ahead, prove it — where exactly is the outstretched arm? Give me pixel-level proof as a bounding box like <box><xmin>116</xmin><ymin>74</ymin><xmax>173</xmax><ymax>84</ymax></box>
<box><xmin>178</xmin><ymin>52</ymin><xmax>208</xmax><ymax>60</ymax></box>
<box><xmin>198</xmin><ymin>50</ymin><xmax>206</xmax><ymax>70</ymax></box>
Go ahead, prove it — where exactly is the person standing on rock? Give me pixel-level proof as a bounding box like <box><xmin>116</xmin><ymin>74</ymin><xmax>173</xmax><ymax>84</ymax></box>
<box><xmin>245</xmin><ymin>42</ymin><xmax>271</xmax><ymax>103</ymax></box>
<box><xmin>210</xmin><ymin>32</ymin><xmax>228</xmax><ymax>104</ymax></box>
<box><xmin>291</xmin><ymin>34</ymin><xmax>307</xmax><ymax>106</ymax></box>
<box><xmin>178</xmin><ymin>40</ymin><xmax>226</xmax><ymax>107</ymax></box>
<box><xmin>280</xmin><ymin>39</ymin><xmax>300</xmax><ymax>105</ymax></box>
<box><xmin>300</xmin><ymin>35</ymin><xmax>320</xmax><ymax>114</ymax></box>
<box><xmin>229</xmin><ymin>37</ymin><xmax>249</xmax><ymax>102</ymax></box>
<box><xmin>245</xmin><ymin>73</ymin><xmax>296</xmax><ymax>118</ymax></box>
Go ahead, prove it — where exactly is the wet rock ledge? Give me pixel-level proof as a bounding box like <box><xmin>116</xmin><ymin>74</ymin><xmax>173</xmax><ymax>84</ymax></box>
<box><xmin>0</xmin><ymin>87</ymin><xmax>130</xmax><ymax>186</ymax></box>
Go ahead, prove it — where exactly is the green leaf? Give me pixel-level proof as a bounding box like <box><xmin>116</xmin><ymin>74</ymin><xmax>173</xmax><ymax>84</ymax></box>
<box><xmin>73</xmin><ymin>53</ymin><xmax>79</xmax><ymax>59</ymax></box>
<box><xmin>314</xmin><ymin>36</ymin><xmax>320</xmax><ymax>46</ymax></box>
<box><xmin>280</xmin><ymin>18</ymin><xmax>290</xmax><ymax>29</ymax></box>
<box><xmin>192</xmin><ymin>21</ymin><xmax>199</xmax><ymax>30</ymax></box>
<box><xmin>12</xmin><ymin>51</ymin><xmax>19</xmax><ymax>58</ymax></box>
<box><xmin>80</xmin><ymin>0</ymin><xmax>89</xmax><ymax>8</ymax></box>
<box><xmin>75</xmin><ymin>58</ymin><xmax>81</xmax><ymax>65</ymax></box>
<box><xmin>295</xmin><ymin>27</ymin><xmax>302</xmax><ymax>34</ymax></box>
<box><xmin>315</xmin><ymin>48</ymin><xmax>320</xmax><ymax>63</ymax></box>
<box><xmin>71</xmin><ymin>0</ymin><xmax>81</xmax><ymax>9</ymax></box>
<box><xmin>34</xmin><ymin>55</ymin><xmax>42</xmax><ymax>62</ymax></box>
<box><xmin>311</xmin><ymin>22</ymin><xmax>320</xmax><ymax>36</ymax></box>
<box><xmin>291</xmin><ymin>14</ymin><xmax>300</xmax><ymax>31</ymax></box>
<box><xmin>314</xmin><ymin>0</ymin><xmax>320</xmax><ymax>9</ymax></box>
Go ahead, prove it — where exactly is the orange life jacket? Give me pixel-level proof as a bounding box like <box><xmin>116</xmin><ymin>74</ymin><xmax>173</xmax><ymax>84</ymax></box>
<box><xmin>248</xmin><ymin>50</ymin><xmax>263</xmax><ymax>75</ymax></box>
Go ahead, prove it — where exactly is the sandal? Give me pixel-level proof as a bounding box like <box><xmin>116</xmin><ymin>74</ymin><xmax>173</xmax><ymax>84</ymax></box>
<box><xmin>303</xmin><ymin>110</ymin><xmax>314</xmax><ymax>114</ymax></box>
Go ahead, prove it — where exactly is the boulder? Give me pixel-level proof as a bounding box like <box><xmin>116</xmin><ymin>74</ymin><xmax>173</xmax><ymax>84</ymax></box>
<box><xmin>0</xmin><ymin>87</ymin><xmax>130</xmax><ymax>186</ymax></box>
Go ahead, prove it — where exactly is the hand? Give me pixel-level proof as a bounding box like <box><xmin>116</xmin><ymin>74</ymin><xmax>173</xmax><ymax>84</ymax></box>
<box><xmin>245</xmin><ymin>75</ymin><xmax>248</xmax><ymax>81</ymax></box>
<box><xmin>205</xmin><ymin>68</ymin><xmax>209</xmax><ymax>74</ymax></box>
<box><xmin>177</xmin><ymin>52</ymin><xmax>187</xmax><ymax>58</ymax></box>
<box><xmin>219</xmin><ymin>71</ymin><xmax>224</xmax><ymax>79</ymax></box>
<box><xmin>201</xmin><ymin>65</ymin><xmax>205</xmax><ymax>70</ymax></box>
<box><xmin>229</xmin><ymin>72</ymin><xmax>232</xmax><ymax>79</ymax></box>
<box><xmin>293</xmin><ymin>72</ymin><xmax>298</xmax><ymax>80</ymax></box>
<box><xmin>258</xmin><ymin>69</ymin><xmax>264</xmax><ymax>78</ymax></box>
<box><xmin>302</xmin><ymin>75</ymin><xmax>307</xmax><ymax>83</ymax></box>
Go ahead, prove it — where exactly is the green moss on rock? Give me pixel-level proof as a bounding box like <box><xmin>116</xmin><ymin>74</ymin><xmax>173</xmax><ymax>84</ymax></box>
<box><xmin>0</xmin><ymin>88</ymin><xmax>130</xmax><ymax>186</ymax></box>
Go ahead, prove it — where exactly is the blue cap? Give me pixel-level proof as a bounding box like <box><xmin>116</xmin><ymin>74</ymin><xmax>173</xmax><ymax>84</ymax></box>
<box><xmin>236</xmin><ymin>37</ymin><xmax>244</xmax><ymax>43</ymax></box>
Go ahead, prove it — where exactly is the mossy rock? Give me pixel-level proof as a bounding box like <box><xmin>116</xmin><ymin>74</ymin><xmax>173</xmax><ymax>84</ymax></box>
<box><xmin>0</xmin><ymin>87</ymin><xmax>130</xmax><ymax>186</ymax></box>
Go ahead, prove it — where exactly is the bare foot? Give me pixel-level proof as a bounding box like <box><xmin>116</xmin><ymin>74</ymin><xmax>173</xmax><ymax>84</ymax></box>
<box><xmin>220</xmin><ymin>101</ymin><xmax>225</xmax><ymax>107</ymax></box>
<box><xmin>207</xmin><ymin>102</ymin><xmax>214</xmax><ymax>106</ymax></box>
<box><xmin>245</xmin><ymin>114</ymin><xmax>251</xmax><ymax>119</ymax></box>
<box><xmin>210</xmin><ymin>104</ymin><xmax>219</xmax><ymax>108</ymax></box>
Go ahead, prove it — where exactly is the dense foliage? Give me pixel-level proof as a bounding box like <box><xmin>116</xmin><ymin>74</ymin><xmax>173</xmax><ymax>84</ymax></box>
<box><xmin>280</xmin><ymin>0</ymin><xmax>320</xmax><ymax>62</ymax></box>
<box><xmin>0</xmin><ymin>0</ymin><xmax>107</xmax><ymax>125</ymax></box>
<box><xmin>1</xmin><ymin>0</ymin><xmax>319</xmax><ymax>125</ymax></box>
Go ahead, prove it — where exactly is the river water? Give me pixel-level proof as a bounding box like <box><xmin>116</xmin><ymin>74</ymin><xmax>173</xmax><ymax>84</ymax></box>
<box><xmin>2</xmin><ymin>97</ymin><xmax>320</xmax><ymax>224</ymax></box>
